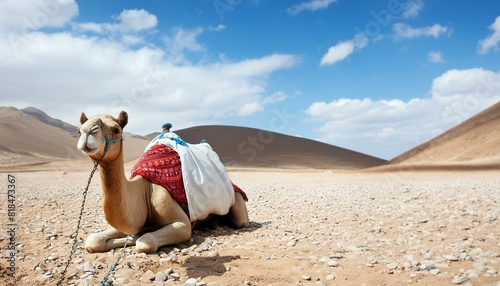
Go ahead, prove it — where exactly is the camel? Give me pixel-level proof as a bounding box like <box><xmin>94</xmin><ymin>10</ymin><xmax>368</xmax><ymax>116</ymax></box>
<box><xmin>77</xmin><ymin>111</ymin><xmax>249</xmax><ymax>254</ymax></box>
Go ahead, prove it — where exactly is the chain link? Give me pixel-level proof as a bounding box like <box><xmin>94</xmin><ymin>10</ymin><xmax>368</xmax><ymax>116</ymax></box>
<box><xmin>55</xmin><ymin>152</ymin><xmax>105</xmax><ymax>286</ymax></box>
<box><xmin>99</xmin><ymin>235</ymin><xmax>132</xmax><ymax>286</ymax></box>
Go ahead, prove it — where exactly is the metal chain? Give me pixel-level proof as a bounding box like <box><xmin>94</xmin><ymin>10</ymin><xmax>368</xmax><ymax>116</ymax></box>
<box><xmin>55</xmin><ymin>152</ymin><xmax>105</xmax><ymax>286</ymax></box>
<box><xmin>99</xmin><ymin>235</ymin><xmax>132</xmax><ymax>286</ymax></box>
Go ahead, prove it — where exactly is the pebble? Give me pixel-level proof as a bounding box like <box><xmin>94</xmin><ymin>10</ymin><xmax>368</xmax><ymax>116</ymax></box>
<box><xmin>82</xmin><ymin>262</ymin><xmax>95</xmax><ymax>273</ymax></box>
<box><xmin>155</xmin><ymin>273</ymin><xmax>167</xmax><ymax>282</ymax></box>
<box><xmin>451</xmin><ymin>276</ymin><xmax>469</xmax><ymax>284</ymax></box>
<box><xmin>327</xmin><ymin>260</ymin><xmax>339</xmax><ymax>267</ymax></box>
<box><xmin>169</xmin><ymin>272</ymin><xmax>181</xmax><ymax>279</ymax></box>
<box><xmin>429</xmin><ymin>269</ymin><xmax>440</xmax><ymax>275</ymax></box>
<box><xmin>326</xmin><ymin>274</ymin><xmax>336</xmax><ymax>280</ymax></box>
<box><xmin>73</xmin><ymin>257</ymin><xmax>84</xmax><ymax>264</ymax></box>
<box><xmin>302</xmin><ymin>275</ymin><xmax>312</xmax><ymax>280</ymax></box>
<box><xmin>184</xmin><ymin>278</ymin><xmax>198</xmax><ymax>285</ymax></box>
<box><xmin>208</xmin><ymin>251</ymin><xmax>219</xmax><ymax>258</ymax></box>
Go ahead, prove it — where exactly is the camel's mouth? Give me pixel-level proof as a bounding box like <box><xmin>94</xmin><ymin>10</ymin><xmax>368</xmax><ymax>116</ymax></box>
<box><xmin>80</xmin><ymin>145</ymin><xmax>100</xmax><ymax>156</ymax></box>
<box><xmin>77</xmin><ymin>128</ymin><xmax>102</xmax><ymax>156</ymax></box>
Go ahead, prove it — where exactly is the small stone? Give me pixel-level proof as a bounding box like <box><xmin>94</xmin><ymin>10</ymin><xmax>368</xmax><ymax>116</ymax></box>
<box><xmin>169</xmin><ymin>272</ymin><xmax>181</xmax><ymax>279</ymax></box>
<box><xmin>330</xmin><ymin>254</ymin><xmax>344</xmax><ymax>259</ymax></box>
<box><xmin>486</xmin><ymin>269</ymin><xmax>497</xmax><ymax>275</ymax></box>
<box><xmin>155</xmin><ymin>273</ymin><xmax>167</xmax><ymax>282</ymax></box>
<box><xmin>327</xmin><ymin>260</ymin><xmax>339</xmax><ymax>267</ymax></box>
<box><xmin>208</xmin><ymin>251</ymin><xmax>219</xmax><ymax>258</ymax></box>
<box><xmin>302</xmin><ymin>275</ymin><xmax>312</xmax><ymax>280</ymax></box>
<box><xmin>137</xmin><ymin>253</ymin><xmax>148</xmax><ymax>259</ymax></box>
<box><xmin>73</xmin><ymin>257</ymin><xmax>84</xmax><ymax>264</ymax></box>
<box><xmin>387</xmin><ymin>263</ymin><xmax>398</xmax><ymax>270</ymax></box>
<box><xmin>82</xmin><ymin>262</ymin><xmax>95</xmax><ymax>273</ymax></box>
<box><xmin>184</xmin><ymin>277</ymin><xmax>198</xmax><ymax>285</ymax></box>
<box><xmin>326</xmin><ymin>274</ymin><xmax>336</xmax><ymax>280</ymax></box>
<box><xmin>80</xmin><ymin>272</ymin><xmax>94</xmax><ymax>279</ymax></box>
<box><xmin>429</xmin><ymin>269</ymin><xmax>440</xmax><ymax>275</ymax></box>
<box><xmin>452</xmin><ymin>276</ymin><xmax>469</xmax><ymax>284</ymax></box>
<box><xmin>445</xmin><ymin>255</ymin><xmax>459</xmax><ymax>261</ymax></box>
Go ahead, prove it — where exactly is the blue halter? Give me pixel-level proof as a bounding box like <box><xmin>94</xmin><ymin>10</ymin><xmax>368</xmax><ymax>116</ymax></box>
<box><xmin>104</xmin><ymin>133</ymin><xmax>124</xmax><ymax>152</ymax></box>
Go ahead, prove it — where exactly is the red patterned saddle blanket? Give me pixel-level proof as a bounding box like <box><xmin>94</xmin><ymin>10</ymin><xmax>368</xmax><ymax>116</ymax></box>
<box><xmin>130</xmin><ymin>144</ymin><xmax>247</xmax><ymax>218</ymax></box>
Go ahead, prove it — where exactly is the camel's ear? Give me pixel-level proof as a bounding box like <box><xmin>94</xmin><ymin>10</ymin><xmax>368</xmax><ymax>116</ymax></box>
<box><xmin>80</xmin><ymin>112</ymin><xmax>88</xmax><ymax>124</ymax></box>
<box><xmin>117</xmin><ymin>111</ymin><xmax>128</xmax><ymax>128</ymax></box>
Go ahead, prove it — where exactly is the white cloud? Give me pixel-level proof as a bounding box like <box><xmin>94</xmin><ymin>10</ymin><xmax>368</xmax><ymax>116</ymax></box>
<box><xmin>393</xmin><ymin>23</ymin><xmax>448</xmax><ymax>40</ymax></box>
<box><xmin>320</xmin><ymin>34</ymin><xmax>368</xmax><ymax>66</ymax></box>
<box><xmin>287</xmin><ymin>0</ymin><xmax>337</xmax><ymax>15</ymax></box>
<box><xmin>238</xmin><ymin>102</ymin><xmax>263</xmax><ymax>116</ymax></box>
<box><xmin>209</xmin><ymin>24</ymin><xmax>226</xmax><ymax>32</ymax></box>
<box><xmin>114</xmin><ymin>9</ymin><xmax>157</xmax><ymax>32</ymax></box>
<box><xmin>427</xmin><ymin>51</ymin><xmax>444</xmax><ymax>63</ymax></box>
<box><xmin>263</xmin><ymin>91</ymin><xmax>287</xmax><ymax>104</ymax></box>
<box><xmin>478</xmin><ymin>16</ymin><xmax>500</xmax><ymax>54</ymax></box>
<box><xmin>305</xmin><ymin>68</ymin><xmax>500</xmax><ymax>159</ymax></box>
<box><xmin>0</xmin><ymin>0</ymin><xmax>78</xmax><ymax>32</ymax></box>
<box><xmin>163</xmin><ymin>27</ymin><xmax>205</xmax><ymax>62</ymax></box>
<box><xmin>220</xmin><ymin>54</ymin><xmax>300</xmax><ymax>77</ymax></box>
<box><xmin>73</xmin><ymin>9</ymin><xmax>157</xmax><ymax>34</ymax></box>
<box><xmin>0</xmin><ymin>5</ymin><xmax>300</xmax><ymax>135</ymax></box>
<box><xmin>402</xmin><ymin>0</ymin><xmax>424</xmax><ymax>19</ymax></box>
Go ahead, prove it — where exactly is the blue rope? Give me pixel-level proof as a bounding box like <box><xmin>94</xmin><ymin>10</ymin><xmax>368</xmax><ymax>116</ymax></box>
<box><xmin>159</xmin><ymin>132</ymin><xmax>187</xmax><ymax>146</ymax></box>
<box><xmin>104</xmin><ymin>135</ymin><xmax>124</xmax><ymax>152</ymax></box>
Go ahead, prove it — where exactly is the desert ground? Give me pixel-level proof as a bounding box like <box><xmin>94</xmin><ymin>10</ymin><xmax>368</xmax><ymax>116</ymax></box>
<box><xmin>1</xmin><ymin>168</ymin><xmax>499</xmax><ymax>286</ymax></box>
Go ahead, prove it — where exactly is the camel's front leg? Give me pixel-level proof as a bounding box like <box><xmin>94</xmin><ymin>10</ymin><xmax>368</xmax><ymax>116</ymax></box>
<box><xmin>136</xmin><ymin>220</ymin><xmax>192</xmax><ymax>254</ymax></box>
<box><xmin>85</xmin><ymin>227</ymin><xmax>138</xmax><ymax>253</ymax></box>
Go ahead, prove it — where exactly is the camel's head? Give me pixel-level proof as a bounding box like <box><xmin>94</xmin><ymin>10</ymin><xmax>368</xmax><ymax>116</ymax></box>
<box><xmin>77</xmin><ymin>111</ymin><xmax>128</xmax><ymax>162</ymax></box>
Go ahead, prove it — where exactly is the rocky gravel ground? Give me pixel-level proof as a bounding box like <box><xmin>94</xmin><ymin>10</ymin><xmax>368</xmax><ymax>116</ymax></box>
<box><xmin>1</xmin><ymin>170</ymin><xmax>499</xmax><ymax>285</ymax></box>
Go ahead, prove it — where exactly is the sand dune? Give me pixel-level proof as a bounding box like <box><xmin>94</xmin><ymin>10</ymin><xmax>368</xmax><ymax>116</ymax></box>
<box><xmin>168</xmin><ymin>125</ymin><xmax>386</xmax><ymax>170</ymax></box>
<box><xmin>392</xmin><ymin>101</ymin><xmax>500</xmax><ymax>164</ymax></box>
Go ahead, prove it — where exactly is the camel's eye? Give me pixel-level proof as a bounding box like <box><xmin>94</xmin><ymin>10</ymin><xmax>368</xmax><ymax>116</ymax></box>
<box><xmin>113</xmin><ymin>128</ymin><xmax>120</xmax><ymax>134</ymax></box>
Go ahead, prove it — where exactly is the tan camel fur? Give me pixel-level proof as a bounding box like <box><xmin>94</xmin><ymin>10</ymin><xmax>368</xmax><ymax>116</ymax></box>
<box><xmin>77</xmin><ymin>111</ymin><xmax>249</xmax><ymax>254</ymax></box>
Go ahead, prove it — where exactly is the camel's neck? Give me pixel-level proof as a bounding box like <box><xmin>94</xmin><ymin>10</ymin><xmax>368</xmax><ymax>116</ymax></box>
<box><xmin>97</xmin><ymin>146</ymin><xmax>147</xmax><ymax>234</ymax></box>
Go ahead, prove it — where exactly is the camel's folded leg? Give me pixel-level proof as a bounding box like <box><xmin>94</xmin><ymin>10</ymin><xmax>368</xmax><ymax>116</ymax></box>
<box><xmin>228</xmin><ymin>192</ymin><xmax>249</xmax><ymax>228</ymax></box>
<box><xmin>85</xmin><ymin>227</ymin><xmax>138</xmax><ymax>253</ymax></box>
<box><xmin>105</xmin><ymin>234</ymin><xmax>139</xmax><ymax>250</ymax></box>
<box><xmin>136</xmin><ymin>220</ymin><xmax>192</xmax><ymax>254</ymax></box>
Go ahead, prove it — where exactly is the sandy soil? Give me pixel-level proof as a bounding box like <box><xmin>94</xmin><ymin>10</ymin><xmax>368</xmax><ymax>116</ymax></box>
<box><xmin>1</xmin><ymin>169</ymin><xmax>499</xmax><ymax>286</ymax></box>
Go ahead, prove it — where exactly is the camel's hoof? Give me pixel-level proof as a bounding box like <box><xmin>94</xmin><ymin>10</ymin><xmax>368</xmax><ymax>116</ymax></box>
<box><xmin>136</xmin><ymin>234</ymin><xmax>158</xmax><ymax>254</ymax></box>
<box><xmin>85</xmin><ymin>233</ymin><xmax>106</xmax><ymax>253</ymax></box>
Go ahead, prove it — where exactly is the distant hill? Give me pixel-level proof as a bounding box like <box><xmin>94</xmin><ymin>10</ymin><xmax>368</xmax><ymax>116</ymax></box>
<box><xmin>0</xmin><ymin>106</ymin><xmax>85</xmax><ymax>167</ymax></box>
<box><xmin>379</xmin><ymin>101</ymin><xmax>500</xmax><ymax>170</ymax></box>
<box><xmin>3</xmin><ymin>102</ymin><xmax>499</xmax><ymax>172</ymax></box>
<box><xmin>0</xmin><ymin>106</ymin><xmax>387</xmax><ymax>171</ymax></box>
<box><xmin>21</xmin><ymin>106</ymin><xmax>80</xmax><ymax>137</ymax></box>
<box><xmin>148</xmin><ymin>126</ymin><xmax>388</xmax><ymax>170</ymax></box>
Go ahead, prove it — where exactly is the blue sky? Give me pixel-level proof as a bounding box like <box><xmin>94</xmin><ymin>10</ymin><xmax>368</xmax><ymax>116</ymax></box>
<box><xmin>1</xmin><ymin>0</ymin><xmax>499</xmax><ymax>160</ymax></box>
